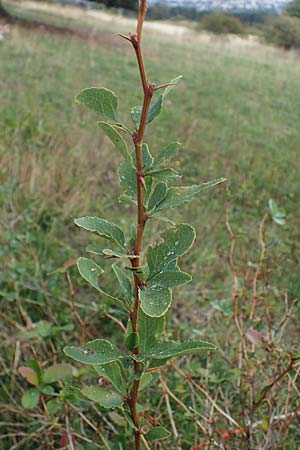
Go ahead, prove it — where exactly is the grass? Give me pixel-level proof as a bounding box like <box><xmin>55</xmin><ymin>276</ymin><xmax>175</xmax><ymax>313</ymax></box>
<box><xmin>1</xmin><ymin>2</ymin><xmax>300</xmax><ymax>449</ymax></box>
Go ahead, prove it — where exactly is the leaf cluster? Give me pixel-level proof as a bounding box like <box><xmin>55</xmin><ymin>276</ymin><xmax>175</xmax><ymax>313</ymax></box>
<box><xmin>61</xmin><ymin>77</ymin><xmax>224</xmax><ymax>440</ymax></box>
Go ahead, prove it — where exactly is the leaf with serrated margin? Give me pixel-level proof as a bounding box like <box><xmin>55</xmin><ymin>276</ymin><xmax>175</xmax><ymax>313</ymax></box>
<box><xmin>140</xmin><ymin>286</ymin><xmax>172</xmax><ymax>317</ymax></box>
<box><xmin>148</xmin><ymin>181</ymin><xmax>167</xmax><ymax>212</ymax></box>
<box><xmin>143</xmin><ymin>340</ymin><xmax>216</xmax><ymax>360</ymax></box>
<box><xmin>80</xmin><ymin>386</ymin><xmax>123</xmax><ymax>408</ymax></box>
<box><xmin>152</xmin><ymin>142</ymin><xmax>180</xmax><ymax>168</ymax></box>
<box><xmin>64</xmin><ymin>339</ymin><xmax>123</xmax><ymax>365</ymax></box>
<box><xmin>147</xmin><ymin>224</ymin><xmax>196</xmax><ymax>278</ymax></box>
<box><xmin>77</xmin><ymin>258</ymin><xmax>122</xmax><ymax>305</ymax></box>
<box><xmin>76</xmin><ymin>87</ymin><xmax>120</xmax><ymax>124</ymax></box>
<box><xmin>153</xmin><ymin>178</ymin><xmax>226</xmax><ymax>213</ymax></box>
<box><xmin>75</xmin><ymin>216</ymin><xmax>126</xmax><ymax>249</ymax></box>
<box><xmin>112</xmin><ymin>265</ymin><xmax>133</xmax><ymax>302</ymax></box>
<box><xmin>94</xmin><ymin>362</ymin><xmax>126</xmax><ymax>395</ymax></box>
<box><xmin>98</xmin><ymin>122</ymin><xmax>131</xmax><ymax>161</ymax></box>
<box><xmin>151</xmin><ymin>270</ymin><xmax>192</xmax><ymax>288</ymax></box>
<box><xmin>138</xmin><ymin>310</ymin><xmax>165</xmax><ymax>353</ymax></box>
<box><xmin>131</xmin><ymin>76</ymin><xmax>182</xmax><ymax>129</ymax></box>
<box><xmin>148</xmin><ymin>168</ymin><xmax>181</xmax><ymax>183</ymax></box>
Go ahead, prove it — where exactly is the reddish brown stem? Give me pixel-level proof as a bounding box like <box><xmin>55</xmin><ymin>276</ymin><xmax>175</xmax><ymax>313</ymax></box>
<box><xmin>127</xmin><ymin>2</ymin><xmax>152</xmax><ymax>449</ymax></box>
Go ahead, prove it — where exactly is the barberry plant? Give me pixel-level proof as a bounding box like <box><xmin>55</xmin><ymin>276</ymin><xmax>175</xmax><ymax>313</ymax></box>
<box><xmin>63</xmin><ymin>1</ymin><xmax>225</xmax><ymax>448</ymax></box>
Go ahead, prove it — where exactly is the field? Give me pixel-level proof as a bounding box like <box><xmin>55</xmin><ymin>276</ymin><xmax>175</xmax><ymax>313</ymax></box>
<box><xmin>1</xmin><ymin>2</ymin><xmax>300</xmax><ymax>449</ymax></box>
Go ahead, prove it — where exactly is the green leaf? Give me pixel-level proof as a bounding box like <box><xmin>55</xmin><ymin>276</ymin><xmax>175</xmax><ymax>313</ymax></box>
<box><xmin>138</xmin><ymin>311</ymin><xmax>165</xmax><ymax>353</ymax></box>
<box><xmin>131</xmin><ymin>76</ymin><xmax>182</xmax><ymax>129</ymax></box>
<box><xmin>112</xmin><ymin>265</ymin><xmax>133</xmax><ymax>302</ymax></box>
<box><xmin>46</xmin><ymin>398</ymin><xmax>62</xmax><ymax>418</ymax></box>
<box><xmin>36</xmin><ymin>320</ymin><xmax>52</xmax><ymax>337</ymax></box>
<box><xmin>122</xmin><ymin>405</ymin><xmax>137</xmax><ymax>429</ymax></box>
<box><xmin>21</xmin><ymin>388</ymin><xmax>40</xmax><ymax>410</ymax></box>
<box><xmin>103</xmin><ymin>248</ymin><xmax>138</xmax><ymax>259</ymax></box>
<box><xmin>153</xmin><ymin>178</ymin><xmax>226</xmax><ymax>213</ymax></box>
<box><xmin>144</xmin><ymin>426</ymin><xmax>170</xmax><ymax>441</ymax></box>
<box><xmin>131</xmin><ymin>105</ymin><xmax>142</xmax><ymax>130</ymax></box>
<box><xmin>18</xmin><ymin>367</ymin><xmax>39</xmax><ymax>386</ymax></box>
<box><xmin>64</xmin><ymin>339</ymin><xmax>123</xmax><ymax>365</ymax></box>
<box><xmin>80</xmin><ymin>386</ymin><xmax>123</xmax><ymax>408</ymax></box>
<box><xmin>143</xmin><ymin>340</ymin><xmax>217</xmax><ymax>360</ymax></box>
<box><xmin>132</xmin><ymin>143</ymin><xmax>154</xmax><ymax>171</ymax></box>
<box><xmin>94</xmin><ymin>362</ymin><xmax>126</xmax><ymax>395</ymax></box>
<box><xmin>98</xmin><ymin>122</ymin><xmax>131</xmax><ymax>161</ymax></box>
<box><xmin>87</xmin><ymin>246</ymin><xmax>136</xmax><ymax>259</ymax></box>
<box><xmin>118</xmin><ymin>144</ymin><xmax>153</xmax><ymax>196</ymax></box>
<box><xmin>75</xmin><ymin>216</ymin><xmax>126</xmax><ymax>249</ymax></box>
<box><xmin>42</xmin><ymin>364</ymin><xmax>74</xmax><ymax>384</ymax></box>
<box><xmin>77</xmin><ymin>257</ymin><xmax>121</xmax><ymax>304</ymax></box>
<box><xmin>138</xmin><ymin>373</ymin><xmax>153</xmax><ymax>391</ymax></box>
<box><xmin>76</xmin><ymin>87</ymin><xmax>120</xmax><ymax>124</ymax></box>
<box><xmin>147</xmin><ymin>224</ymin><xmax>196</xmax><ymax>278</ymax></box>
<box><xmin>28</xmin><ymin>359</ymin><xmax>43</xmax><ymax>384</ymax></box>
<box><xmin>140</xmin><ymin>286</ymin><xmax>172</xmax><ymax>317</ymax></box>
<box><xmin>118</xmin><ymin>159</ymin><xmax>136</xmax><ymax>197</ymax></box>
<box><xmin>152</xmin><ymin>142</ymin><xmax>180</xmax><ymax>168</ymax></box>
<box><xmin>148</xmin><ymin>181</ymin><xmax>167</xmax><ymax>212</ymax></box>
<box><xmin>151</xmin><ymin>270</ymin><xmax>192</xmax><ymax>288</ymax></box>
<box><xmin>39</xmin><ymin>385</ymin><xmax>55</xmax><ymax>395</ymax></box>
<box><xmin>125</xmin><ymin>332</ymin><xmax>139</xmax><ymax>351</ymax></box>
<box><xmin>77</xmin><ymin>258</ymin><xmax>105</xmax><ymax>292</ymax></box>
<box><xmin>148</xmin><ymin>168</ymin><xmax>181</xmax><ymax>183</ymax></box>
<box><xmin>268</xmin><ymin>199</ymin><xmax>286</xmax><ymax>225</ymax></box>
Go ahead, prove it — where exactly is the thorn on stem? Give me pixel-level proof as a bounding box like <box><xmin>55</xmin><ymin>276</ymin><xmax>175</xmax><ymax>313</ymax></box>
<box><xmin>154</xmin><ymin>82</ymin><xmax>175</xmax><ymax>91</ymax></box>
<box><xmin>132</xmin><ymin>131</ymin><xmax>138</xmax><ymax>144</ymax></box>
<box><xmin>137</xmin><ymin>170</ymin><xmax>146</xmax><ymax>189</ymax></box>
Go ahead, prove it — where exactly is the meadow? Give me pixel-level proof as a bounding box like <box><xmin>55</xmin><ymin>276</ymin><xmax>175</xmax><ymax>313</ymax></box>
<box><xmin>1</xmin><ymin>2</ymin><xmax>300</xmax><ymax>449</ymax></box>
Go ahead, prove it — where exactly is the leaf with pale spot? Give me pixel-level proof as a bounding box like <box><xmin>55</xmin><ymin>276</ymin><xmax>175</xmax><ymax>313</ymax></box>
<box><xmin>151</xmin><ymin>270</ymin><xmax>192</xmax><ymax>288</ymax></box>
<box><xmin>77</xmin><ymin>258</ymin><xmax>122</xmax><ymax>305</ymax></box>
<box><xmin>94</xmin><ymin>362</ymin><xmax>126</xmax><ymax>395</ymax></box>
<box><xmin>140</xmin><ymin>286</ymin><xmax>172</xmax><ymax>317</ymax></box>
<box><xmin>80</xmin><ymin>386</ymin><xmax>123</xmax><ymax>408</ymax></box>
<box><xmin>64</xmin><ymin>339</ymin><xmax>123</xmax><ymax>365</ymax></box>
<box><xmin>147</xmin><ymin>224</ymin><xmax>196</xmax><ymax>278</ymax></box>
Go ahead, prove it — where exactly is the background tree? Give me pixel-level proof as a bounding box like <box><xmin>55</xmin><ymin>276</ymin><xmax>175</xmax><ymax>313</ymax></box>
<box><xmin>91</xmin><ymin>0</ymin><xmax>138</xmax><ymax>11</ymax></box>
<box><xmin>0</xmin><ymin>0</ymin><xmax>9</xmax><ymax>18</ymax></box>
<box><xmin>285</xmin><ymin>0</ymin><xmax>300</xmax><ymax>18</ymax></box>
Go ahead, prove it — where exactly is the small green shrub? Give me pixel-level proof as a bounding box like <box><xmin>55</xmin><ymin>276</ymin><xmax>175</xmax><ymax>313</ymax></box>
<box><xmin>199</xmin><ymin>12</ymin><xmax>245</xmax><ymax>35</ymax></box>
<box><xmin>264</xmin><ymin>15</ymin><xmax>300</xmax><ymax>49</ymax></box>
